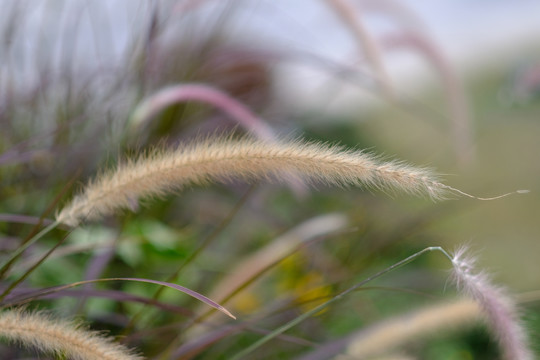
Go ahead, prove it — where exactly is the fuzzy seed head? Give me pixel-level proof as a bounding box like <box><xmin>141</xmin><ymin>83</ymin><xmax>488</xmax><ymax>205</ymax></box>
<box><xmin>57</xmin><ymin>137</ymin><xmax>449</xmax><ymax>226</ymax></box>
<box><xmin>0</xmin><ymin>310</ymin><xmax>142</xmax><ymax>360</ymax></box>
<box><xmin>451</xmin><ymin>247</ymin><xmax>533</xmax><ymax>360</ymax></box>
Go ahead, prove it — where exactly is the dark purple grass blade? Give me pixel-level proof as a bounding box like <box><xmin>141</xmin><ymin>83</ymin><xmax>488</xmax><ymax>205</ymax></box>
<box><xmin>6</xmin><ymin>287</ymin><xmax>193</xmax><ymax>316</ymax></box>
<box><xmin>3</xmin><ymin>277</ymin><xmax>235</xmax><ymax>319</ymax></box>
<box><xmin>118</xmin><ymin>278</ymin><xmax>236</xmax><ymax>319</ymax></box>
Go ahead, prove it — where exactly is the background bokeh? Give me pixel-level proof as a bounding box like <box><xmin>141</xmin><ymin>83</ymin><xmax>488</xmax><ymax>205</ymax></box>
<box><xmin>1</xmin><ymin>1</ymin><xmax>539</xmax><ymax>359</ymax></box>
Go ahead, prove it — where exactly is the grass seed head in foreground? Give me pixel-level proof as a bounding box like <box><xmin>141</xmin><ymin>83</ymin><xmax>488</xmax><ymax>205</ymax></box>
<box><xmin>56</xmin><ymin>136</ymin><xmax>449</xmax><ymax>227</ymax></box>
<box><xmin>451</xmin><ymin>247</ymin><xmax>533</xmax><ymax>360</ymax></box>
<box><xmin>0</xmin><ymin>310</ymin><xmax>142</xmax><ymax>360</ymax></box>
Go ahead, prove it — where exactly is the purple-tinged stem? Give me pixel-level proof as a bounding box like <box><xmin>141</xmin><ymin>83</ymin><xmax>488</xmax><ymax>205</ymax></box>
<box><xmin>129</xmin><ymin>83</ymin><xmax>275</xmax><ymax>141</ymax></box>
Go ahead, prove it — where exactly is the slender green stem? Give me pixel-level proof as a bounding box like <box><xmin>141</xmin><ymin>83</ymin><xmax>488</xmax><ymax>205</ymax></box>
<box><xmin>230</xmin><ymin>246</ymin><xmax>452</xmax><ymax>360</ymax></box>
<box><xmin>0</xmin><ymin>221</ymin><xmax>59</xmax><ymax>280</ymax></box>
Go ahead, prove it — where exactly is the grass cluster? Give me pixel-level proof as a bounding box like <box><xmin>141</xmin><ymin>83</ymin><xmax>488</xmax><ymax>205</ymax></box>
<box><xmin>0</xmin><ymin>1</ymin><xmax>537</xmax><ymax>359</ymax></box>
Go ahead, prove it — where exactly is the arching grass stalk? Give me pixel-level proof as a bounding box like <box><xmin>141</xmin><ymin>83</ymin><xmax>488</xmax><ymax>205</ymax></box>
<box><xmin>230</xmin><ymin>246</ymin><xmax>451</xmax><ymax>360</ymax></box>
<box><xmin>3</xmin><ymin>278</ymin><xmax>235</xmax><ymax>319</ymax></box>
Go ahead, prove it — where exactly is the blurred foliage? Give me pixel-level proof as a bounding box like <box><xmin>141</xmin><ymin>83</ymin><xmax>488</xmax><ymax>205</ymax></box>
<box><xmin>0</xmin><ymin>1</ymin><xmax>539</xmax><ymax>359</ymax></box>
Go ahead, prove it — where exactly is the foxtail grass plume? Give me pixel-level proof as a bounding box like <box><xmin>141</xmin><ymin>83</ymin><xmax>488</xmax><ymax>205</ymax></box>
<box><xmin>341</xmin><ymin>299</ymin><xmax>481</xmax><ymax>359</ymax></box>
<box><xmin>451</xmin><ymin>247</ymin><xmax>533</xmax><ymax>360</ymax></box>
<box><xmin>57</xmin><ymin>137</ymin><xmax>449</xmax><ymax>227</ymax></box>
<box><xmin>0</xmin><ymin>310</ymin><xmax>142</xmax><ymax>360</ymax></box>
